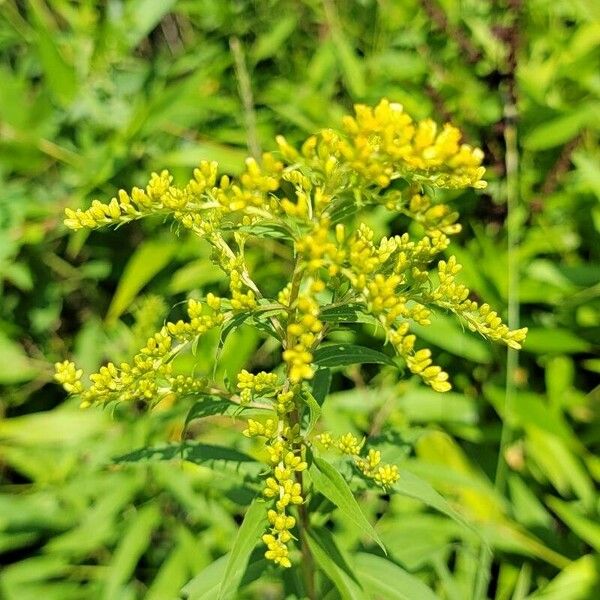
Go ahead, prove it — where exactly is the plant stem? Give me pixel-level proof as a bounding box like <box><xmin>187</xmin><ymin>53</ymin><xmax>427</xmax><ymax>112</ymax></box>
<box><xmin>298</xmin><ymin>490</ymin><xmax>317</xmax><ymax>600</ymax></box>
<box><xmin>284</xmin><ymin>259</ymin><xmax>317</xmax><ymax>599</ymax></box>
<box><xmin>286</xmin><ymin>403</ymin><xmax>316</xmax><ymax>599</ymax></box>
<box><xmin>229</xmin><ymin>36</ymin><xmax>261</xmax><ymax>161</ymax></box>
<box><xmin>475</xmin><ymin>3</ymin><xmax>522</xmax><ymax>598</ymax></box>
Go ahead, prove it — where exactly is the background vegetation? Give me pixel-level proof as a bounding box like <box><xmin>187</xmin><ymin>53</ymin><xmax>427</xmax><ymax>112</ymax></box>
<box><xmin>1</xmin><ymin>0</ymin><xmax>598</xmax><ymax>598</ymax></box>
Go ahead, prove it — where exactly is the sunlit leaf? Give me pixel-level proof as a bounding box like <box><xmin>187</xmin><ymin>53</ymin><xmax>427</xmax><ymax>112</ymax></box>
<box><xmin>354</xmin><ymin>552</ymin><xmax>441</xmax><ymax>600</ymax></box>
<box><xmin>314</xmin><ymin>344</ymin><xmax>396</xmax><ymax>368</ymax></box>
<box><xmin>310</xmin><ymin>456</ymin><xmax>385</xmax><ymax>552</ymax></box>
<box><xmin>217</xmin><ymin>497</ymin><xmax>268</xmax><ymax>600</ymax></box>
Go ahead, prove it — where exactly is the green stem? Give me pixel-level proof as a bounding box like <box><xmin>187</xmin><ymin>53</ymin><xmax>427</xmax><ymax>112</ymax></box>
<box><xmin>475</xmin><ymin>67</ymin><xmax>522</xmax><ymax>600</ymax></box>
<box><xmin>284</xmin><ymin>261</ymin><xmax>317</xmax><ymax>599</ymax></box>
<box><xmin>494</xmin><ymin>100</ymin><xmax>520</xmax><ymax>493</ymax></box>
<box><xmin>229</xmin><ymin>36</ymin><xmax>261</xmax><ymax>161</ymax></box>
<box><xmin>298</xmin><ymin>490</ymin><xmax>317</xmax><ymax>600</ymax></box>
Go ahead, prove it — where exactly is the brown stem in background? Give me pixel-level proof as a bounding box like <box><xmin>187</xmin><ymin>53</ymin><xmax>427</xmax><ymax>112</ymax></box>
<box><xmin>419</xmin><ymin>0</ymin><xmax>482</xmax><ymax>64</ymax></box>
<box><xmin>531</xmin><ymin>135</ymin><xmax>582</xmax><ymax>213</ymax></box>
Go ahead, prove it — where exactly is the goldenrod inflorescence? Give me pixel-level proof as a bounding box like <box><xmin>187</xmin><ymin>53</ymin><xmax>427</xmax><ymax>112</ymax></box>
<box><xmin>55</xmin><ymin>99</ymin><xmax>526</xmax><ymax>568</ymax></box>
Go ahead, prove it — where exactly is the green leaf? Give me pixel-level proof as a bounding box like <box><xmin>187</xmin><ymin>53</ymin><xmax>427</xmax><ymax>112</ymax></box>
<box><xmin>169</xmin><ymin>259</ymin><xmax>224</xmax><ymax>294</ymax></box>
<box><xmin>394</xmin><ymin>470</ymin><xmax>478</xmax><ymax>536</ymax></box>
<box><xmin>306</xmin><ymin>530</ymin><xmax>365</xmax><ymax>600</ymax></box>
<box><xmin>302</xmin><ymin>390</ymin><xmax>322</xmax><ymax>435</ymax></box>
<box><xmin>235</xmin><ymin>222</ymin><xmax>293</xmax><ymax>240</ymax></box>
<box><xmin>310</xmin><ymin>456</ymin><xmax>386</xmax><ymax>552</ymax></box>
<box><xmin>545</xmin><ymin>497</ymin><xmax>600</xmax><ymax>552</ymax></box>
<box><xmin>526</xmin><ymin>555</ymin><xmax>598</xmax><ymax>600</ymax></box>
<box><xmin>102</xmin><ymin>504</ymin><xmax>161</xmax><ymax>600</ymax></box>
<box><xmin>46</xmin><ymin>474</ymin><xmax>143</xmax><ymax>557</ymax></box>
<box><xmin>523</xmin><ymin>105</ymin><xmax>598</xmax><ymax>150</ymax></box>
<box><xmin>183</xmin><ymin>395</ymin><xmax>240</xmax><ymax>429</ymax></box>
<box><xmin>311</xmin><ymin>367</ymin><xmax>332</xmax><ymax>405</ymax></box>
<box><xmin>325</xmin><ymin>12</ymin><xmax>366</xmax><ymax>99</ymax></box>
<box><xmin>217</xmin><ymin>497</ymin><xmax>268</xmax><ymax>600</ymax></box>
<box><xmin>396</xmin><ymin>388</ymin><xmax>478</xmax><ymax>425</ymax></box>
<box><xmin>319</xmin><ymin>304</ymin><xmax>363</xmax><ymax>323</ymax></box>
<box><xmin>525</xmin><ymin>429</ymin><xmax>595</xmax><ymax>505</ymax></box>
<box><xmin>522</xmin><ymin>328</ymin><xmax>591</xmax><ymax>354</ymax></box>
<box><xmin>0</xmin><ymin>333</ymin><xmax>40</xmax><ymax>384</ymax></box>
<box><xmin>484</xmin><ymin>386</ymin><xmax>578</xmax><ymax>447</ymax></box>
<box><xmin>145</xmin><ymin>543</ymin><xmax>189</xmax><ymax>600</ymax></box>
<box><xmin>181</xmin><ymin>555</ymin><xmax>266</xmax><ymax>600</ymax></box>
<box><xmin>159</xmin><ymin>141</ymin><xmax>247</xmax><ymax>174</ymax></box>
<box><xmin>114</xmin><ymin>442</ymin><xmax>256</xmax><ymax>468</ymax></box>
<box><xmin>354</xmin><ymin>552</ymin><xmax>441</xmax><ymax>600</ymax></box>
<box><xmin>314</xmin><ymin>344</ymin><xmax>396</xmax><ymax>368</ymax></box>
<box><xmin>0</xmin><ymin>555</ymin><xmax>71</xmax><ymax>589</ymax></box>
<box><xmin>0</xmin><ymin>409</ymin><xmax>107</xmax><ymax>445</ymax></box>
<box><xmin>410</xmin><ymin>312</ymin><xmax>492</xmax><ymax>363</ymax></box>
<box><xmin>251</xmin><ymin>15</ymin><xmax>298</xmax><ymax>63</ymax></box>
<box><xmin>28</xmin><ymin>1</ymin><xmax>77</xmax><ymax>107</ymax></box>
<box><xmin>124</xmin><ymin>0</ymin><xmax>179</xmax><ymax>50</ymax></box>
<box><xmin>106</xmin><ymin>240</ymin><xmax>178</xmax><ymax>324</ymax></box>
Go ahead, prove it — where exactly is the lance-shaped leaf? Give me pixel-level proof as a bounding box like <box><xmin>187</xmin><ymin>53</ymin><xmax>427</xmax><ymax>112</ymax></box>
<box><xmin>113</xmin><ymin>442</ymin><xmax>258</xmax><ymax>475</ymax></box>
<box><xmin>354</xmin><ymin>552</ymin><xmax>441</xmax><ymax>600</ymax></box>
<box><xmin>394</xmin><ymin>470</ymin><xmax>481</xmax><ymax>541</ymax></box>
<box><xmin>309</xmin><ymin>456</ymin><xmax>385</xmax><ymax>552</ymax></box>
<box><xmin>217</xmin><ymin>497</ymin><xmax>268</xmax><ymax>600</ymax></box>
<box><xmin>181</xmin><ymin>554</ymin><xmax>266</xmax><ymax>600</ymax></box>
<box><xmin>314</xmin><ymin>344</ymin><xmax>396</xmax><ymax>368</ymax></box>
<box><xmin>306</xmin><ymin>529</ymin><xmax>365</xmax><ymax>600</ymax></box>
<box><xmin>302</xmin><ymin>390</ymin><xmax>322</xmax><ymax>436</ymax></box>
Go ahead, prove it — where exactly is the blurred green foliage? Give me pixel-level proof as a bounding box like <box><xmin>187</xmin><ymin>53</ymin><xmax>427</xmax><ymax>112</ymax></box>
<box><xmin>0</xmin><ymin>0</ymin><xmax>598</xmax><ymax>598</ymax></box>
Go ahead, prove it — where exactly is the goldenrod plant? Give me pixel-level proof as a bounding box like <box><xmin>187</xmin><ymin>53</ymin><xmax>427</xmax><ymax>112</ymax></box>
<box><xmin>55</xmin><ymin>99</ymin><xmax>526</xmax><ymax>596</ymax></box>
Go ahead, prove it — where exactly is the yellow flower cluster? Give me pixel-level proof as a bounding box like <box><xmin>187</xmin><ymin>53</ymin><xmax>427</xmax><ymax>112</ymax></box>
<box><xmin>229</xmin><ymin>267</ymin><xmax>258</xmax><ymax>312</ymax></box>
<box><xmin>317</xmin><ymin>432</ymin><xmax>400</xmax><ymax>489</ymax></box>
<box><xmin>385</xmin><ymin>324</ymin><xmax>450</xmax><ymax>393</ymax></box>
<box><xmin>57</xmin><ymin>98</ymin><xmax>528</xmax><ymax>571</ymax></box>
<box><xmin>405</xmin><ymin>193</ymin><xmax>462</xmax><ymax>236</ymax></box>
<box><xmin>63</xmin><ymin>100</ymin><xmax>486</xmax><ymax>239</ymax></box>
<box><xmin>295</xmin><ymin>220</ymin><xmax>341</xmax><ymax>274</ymax></box>
<box><xmin>54</xmin><ymin>360</ymin><xmax>84</xmax><ymax>394</ymax></box>
<box><xmin>339</xmin><ymin>223</ymin><xmax>452</xmax><ymax>391</ymax></box>
<box><xmin>64</xmin><ymin>164</ymin><xmax>217</xmax><ymax>231</ymax></box>
<box><xmin>340</xmin><ymin>99</ymin><xmax>487</xmax><ymax>189</ymax></box>
<box><xmin>213</xmin><ymin>155</ymin><xmax>283</xmax><ymax>213</ymax></box>
<box><xmin>283</xmin><ymin>294</ymin><xmax>324</xmax><ymax>383</ymax></box>
<box><xmin>54</xmin><ymin>297</ymin><xmax>223</xmax><ymax>407</ymax></box>
<box><xmin>63</xmin><ymin>155</ymin><xmax>284</xmax><ymax>232</ymax></box>
<box><xmin>244</xmin><ymin>413</ymin><xmax>307</xmax><ymax>568</ymax></box>
<box><xmin>236</xmin><ymin>370</ymin><xmax>279</xmax><ymax>404</ymax></box>
<box><xmin>430</xmin><ymin>256</ymin><xmax>528</xmax><ymax>349</ymax></box>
